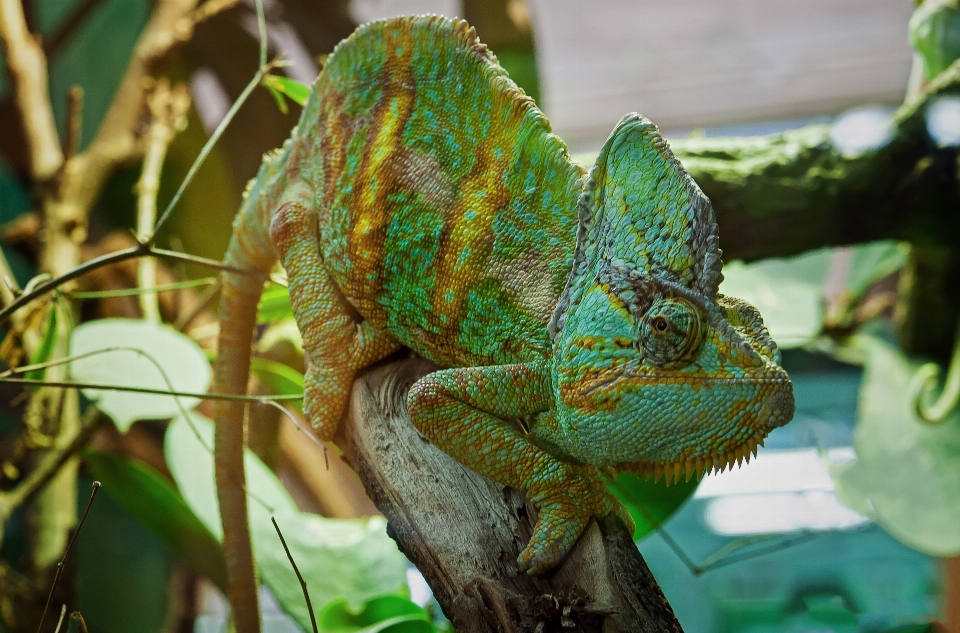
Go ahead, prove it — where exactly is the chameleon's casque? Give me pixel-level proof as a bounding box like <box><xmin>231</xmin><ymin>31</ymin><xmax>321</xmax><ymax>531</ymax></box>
<box><xmin>213</xmin><ymin>15</ymin><xmax>794</xmax><ymax>628</ymax></box>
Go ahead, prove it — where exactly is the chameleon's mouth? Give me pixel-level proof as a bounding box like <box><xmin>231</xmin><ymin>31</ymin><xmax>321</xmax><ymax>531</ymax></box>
<box><xmin>617</xmin><ymin>430</ymin><xmax>767</xmax><ymax>486</ymax></box>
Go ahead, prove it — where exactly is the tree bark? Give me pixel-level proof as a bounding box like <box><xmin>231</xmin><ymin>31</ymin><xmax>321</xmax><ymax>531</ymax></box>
<box><xmin>671</xmin><ymin>59</ymin><xmax>960</xmax><ymax>265</ymax></box>
<box><xmin>336</xmin><ymin>358</ymin><xmax>684</xmax><ymax>633</ymax></box>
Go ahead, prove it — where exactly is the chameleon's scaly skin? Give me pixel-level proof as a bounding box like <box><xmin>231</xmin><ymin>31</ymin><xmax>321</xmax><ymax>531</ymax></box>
<box><xmin>213</xmin><ymin>16</ymin><xmax>795</xmax><ymax>626</ymax></box>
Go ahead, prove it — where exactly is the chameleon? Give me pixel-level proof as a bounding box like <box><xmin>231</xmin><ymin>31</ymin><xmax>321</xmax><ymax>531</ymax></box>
<box><xmin>213</xmin><ymin>14</ymin><xmax>795</xmax><ymax>630</ymax></box>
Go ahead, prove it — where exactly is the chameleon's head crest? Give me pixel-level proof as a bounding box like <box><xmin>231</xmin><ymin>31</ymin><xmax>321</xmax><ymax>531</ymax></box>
<box><xmin>549</xmin><ymin>114</ymin><xmax>723</xmax><ymax>340</ymax></box>
<box><xmin>544</xmin><ymin>115</ymin><xmax>793</xmax><ymax>481</ymax></box>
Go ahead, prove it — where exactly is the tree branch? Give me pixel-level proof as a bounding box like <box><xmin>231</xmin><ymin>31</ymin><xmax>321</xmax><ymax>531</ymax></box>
<box><xmin>137</xmin><ymin>80</ymin><xmax>191</xmax><ymax>321</ymax></box>
<box><xmin>336</xmin><ymin>359</ymin><xmax>684</xmax><ymax>633</ymax></box>
<box><xmin>0</xmin><ymin>0</ymin><xmax>63</xmax><ymax>182</ymax></box>
<box><xmin>671</xmin><ymin>57</ymin><xmax>960</xmax><ymax>263</ymax></box>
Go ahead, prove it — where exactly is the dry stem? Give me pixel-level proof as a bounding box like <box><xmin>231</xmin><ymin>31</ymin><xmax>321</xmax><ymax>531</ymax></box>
<box><xmin>137</xmin><ymin>80</ymin><xmax>191</xmax><ymax>321</ymax></box>
<box><xmin>0</xmin><ymin>0</ymin><xmax>63</xmax><ymax>182</ymax></box>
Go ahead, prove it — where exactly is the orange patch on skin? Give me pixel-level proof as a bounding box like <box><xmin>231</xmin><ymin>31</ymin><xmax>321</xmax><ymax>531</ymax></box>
<box><xmin>345</xmin><ymin>26</ymin><xmax>418</xmax><ymax>300</ymax></box>
<box><xmin>426</xmin><ymin>132</ymin><xmax>514</xmax><ymax>333</ymax></box>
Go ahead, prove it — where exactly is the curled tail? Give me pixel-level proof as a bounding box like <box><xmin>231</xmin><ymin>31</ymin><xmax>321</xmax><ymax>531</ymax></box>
<box><xmin>213</xmin><ymin>142</ymin><xmax>292</xmax><ymax>633</ymax></box>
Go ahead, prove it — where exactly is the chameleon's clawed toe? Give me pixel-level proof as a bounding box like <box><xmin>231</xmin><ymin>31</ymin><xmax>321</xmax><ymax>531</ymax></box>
<box><xmin>518</xmin><ymin>503</ymin><xmax>588</xmax><ymax>575</ymax></box>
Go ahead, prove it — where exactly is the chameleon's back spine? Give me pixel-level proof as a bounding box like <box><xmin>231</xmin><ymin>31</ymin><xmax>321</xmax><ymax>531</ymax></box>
<box><xmin>213</xmin><ymin>141</ymin><xmax>290</xmax><ymax>633</ymax></box>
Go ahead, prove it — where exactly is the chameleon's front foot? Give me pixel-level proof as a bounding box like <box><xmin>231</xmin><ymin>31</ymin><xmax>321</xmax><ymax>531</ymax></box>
<box><xmin>519</xmin><ymin>463</ymin><xmax>634</xmax><ymax>575</ymax></box>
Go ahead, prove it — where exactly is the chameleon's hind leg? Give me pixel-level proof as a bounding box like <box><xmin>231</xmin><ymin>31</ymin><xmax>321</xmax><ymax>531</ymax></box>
<box><xmin>271</xmin><ymin>202</ymin><xmax>400</xmax><ymax>440</ymax></box>
<box><xmin>407</xmin><ymin>362</ymin><xmax>633</xmax><ymax>574</ymax></box>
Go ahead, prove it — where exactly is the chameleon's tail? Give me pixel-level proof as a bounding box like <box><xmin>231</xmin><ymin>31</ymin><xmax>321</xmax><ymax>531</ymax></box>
<box><xmin>213</xmin><ymin>147</ymin><xmax>286</xmax><ymax>633</ymax></box>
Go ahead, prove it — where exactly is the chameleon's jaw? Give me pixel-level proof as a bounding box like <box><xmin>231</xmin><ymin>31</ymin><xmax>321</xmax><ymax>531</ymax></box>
<box><xmin>616</xmin><ymin>369</ymin><xmax>794</xmax><ymax>486</ymax></box>
<box><xmin>618</xmin><ymin>430</ymin><xmax>768</xmax><ymax>486</ymax></box>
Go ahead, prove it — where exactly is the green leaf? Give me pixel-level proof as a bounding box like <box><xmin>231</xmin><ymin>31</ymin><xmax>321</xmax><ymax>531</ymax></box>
<box><xmin>910</xmin><ymin>0</ymin><xmax>960</xmax><ymax>80</ymax></box>
<box><xmin>164</xmin><ymin>412</ymin><xmax>408</xmax><ymax>630</ymax></box>
<box><xmin>265</xmin><ymin>81</ymin><xmax>289</xmax><ymax>114</ymax></box>
<box><xmin>25</xmin><ymin>303</ymin><xmax>59</xmax><ymax>383</ymax></box>
<box><xmin>320</xmin><ymin>596</ymin><xmax>433</xmax><ymax>633</ymax></box>
<box><xmin>719</xmin><ymin>241</ymin><xmax>909</xmax><ymax>348</ymax></box>
<box><xmin>829</xmin><ymin>335</ymin><xmax>960</xmax><ymax>556</ymax></box>
<box><xmin>164</xmin><ymin>411</ymin><xmax>298</xmax><ymax>540</ymax></box>
<box><xmin>845</xmin><ymin>241</ymin><xmax>910</xmax><ymax>298</ymax></box>
<box><xmin>261</xmin><ymin>74</ymin><xmax>311</xmax><ymax>115</ymax></box>
<box><xmin>719</xmin><ymin>259</ymin><xmax>823</xmax><ymax>348</ymax></box>
<box><xmin>263</xmin><ymin>74</ymin><xmax>310</xmax><ymax>106</ymax></box>
<box><xmin>83</xmin><ymin>449</ymin><xmax>228</xmax><ymax>593</ymax></box>
<box><xmin>250</xmin><ymin>357</ymin><xmax>304</xmax><ymax>408</ymax></box>
<box><xmin>605</xmin><ymin>473</ymin><xmax>698</xmax><ymax>539</ymax></box>
<box><xmin>257</xmin><ymin>512</ymin><xmax>409</xmax><ymax>632</ymax></box>
<box><xmin>258</xmin><ymin>283</ymin><xmax>293</xmax><ymax>324</ymax></box>
<box><xmin>68</xmin><ymin>319</ymin><xmax>211</xmax><ymax>431</ymax></box>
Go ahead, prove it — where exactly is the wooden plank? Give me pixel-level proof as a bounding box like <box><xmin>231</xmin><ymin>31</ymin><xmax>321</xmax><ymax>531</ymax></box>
<box><xmin>528</xmin><ymin>0</ymin><xmax>915</xmax><ymax>143</ymax></box>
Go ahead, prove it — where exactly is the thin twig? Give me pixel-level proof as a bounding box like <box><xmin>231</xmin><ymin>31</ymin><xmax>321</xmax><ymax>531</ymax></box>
<box><xmin>0</xmin><ymin>244</ymin><xmax>253</xmax><ymax>324</ymax></box>
<box><xmin>632</xmin><ymin>488</ymin><xmax>822</xmax><ymax>576</ymax></box>
<box><xmin>68</xmin><ymin>277</ymin><xmax>217</xmax><ymax>299</ymax></box>
<box><xmin>51</xmin><ymin>605</ymin><xmax>66</xmax><ymax>633</ymax></box>
<box><xmin>0</xmin><ymin>376</ymin><xmax>303</xmax><ymax>402</ymax></box>
<box><xmin>137</xmin><ymin>80</ymin><xmax>191</xmax><ymax>322</ymax></box>
<box><xmin>149</xmin><ymin>66</ymin><xmax>265</xmax><ymax>239</ymax></box>
<box><xmin>260</xmin><ymin>400</ymin><xmax>328</xmax><ymax>470</ymax></box>
<box><xmin>36</xmin><ymin>481</ymin><xmax>100</xmax><ymax>633</ymax></box>
<box><xmin>148</xmin><ymin>0</ymin><xmax>271</xmax><ymax>240</ymax></box>
<box><xmin>63</xmin><ymin>87</ymin><xmax>83</xmax><ymax>162</ymax></box>
<box><xmin>271</xmin><ymin>517</ymin><xmax>319</xmax><ymax>633</ymax></box>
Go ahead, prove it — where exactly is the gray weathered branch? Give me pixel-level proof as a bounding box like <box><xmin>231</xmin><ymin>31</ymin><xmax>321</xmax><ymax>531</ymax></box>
<box><xmin>337</xmin><ymin>358</ymin><xmax>684</xmax><ymax>633</ymax></box>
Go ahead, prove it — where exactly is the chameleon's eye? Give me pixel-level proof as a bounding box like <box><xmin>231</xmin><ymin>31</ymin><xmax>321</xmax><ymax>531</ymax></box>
<box><xmin>639</xmin><ymin>297</ymin><xmax>706</xmax><ymax>366</ymax></box>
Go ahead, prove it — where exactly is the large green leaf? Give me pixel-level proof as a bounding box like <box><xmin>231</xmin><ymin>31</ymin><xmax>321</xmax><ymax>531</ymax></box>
<box><xmin>164</xmin><ymin>412</ymin><xmax>408</xmax><ymax>630</ymax></box>
<box><xmin>258</xmin><ymin>283</ymin><xmax>293</xmax><ymax>324</ymax></box>
<box><xmin>320</xmin><ymin>595</ymin><xmax>434</xmax><ymax>633</ymax></box>
<box><xmin>605</xmin><ymin>473</ymin><xmax>698</xmax><ymax>539</ymax></box>
<box><xmin>829</xmin><ymin>335</ymin><xmax>960</xmax><ymax>556</ymax></box>
<box><xmin>250</xmin><ymin>357</ymin><xmax>304</xmax><ymax>411</ymax></box>
<box><xmin>258</xmin><ymin>512</ymin><xmax>409</xmax><ymax>631</ymax></box>
<box><xmin>164</xmin><ymin>412</ymin><xmax>298</xmax><ymax>540</ymax></box>
<box><xmin>83</xmin><ymin>449</ymin><xmax>228</xmax><ymax>592</ymax></box>
<box><xmin>68</xmin><ymin>319</ymin><xmax>211</xmax><ymax>431</ymax></box>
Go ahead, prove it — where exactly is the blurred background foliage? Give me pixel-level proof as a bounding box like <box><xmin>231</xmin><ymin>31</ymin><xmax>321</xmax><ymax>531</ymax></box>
<box><xmin>1</xmin><ymin>0</ymin><xmax>960</xmax><ymax>632</ymax></box>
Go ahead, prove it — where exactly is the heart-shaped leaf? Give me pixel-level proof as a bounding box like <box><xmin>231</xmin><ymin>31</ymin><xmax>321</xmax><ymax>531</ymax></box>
<box><xmin>829</xmin><ymin>335</ymin><xmax>960</xmax><ymax>557</ymax></box>
<box><xmin>69</xmin><ymin>319</ymin><xmax>211</xmax><ymax>431</ymax></box>
<box><xmin>164</xmin><ymin>412</ymin><xmax>298</xmax><ymax>540</ymax></box>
